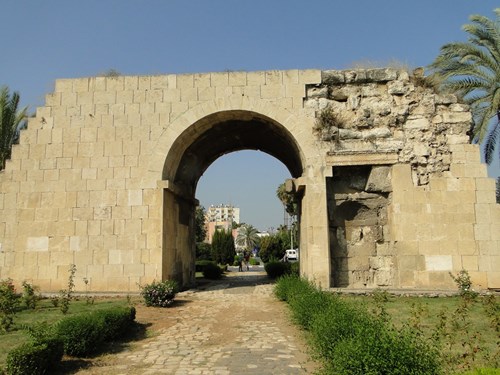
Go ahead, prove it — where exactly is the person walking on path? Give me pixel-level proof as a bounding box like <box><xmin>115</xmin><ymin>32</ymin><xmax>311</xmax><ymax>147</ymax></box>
<box><xmin>244</xmin><ymin>251</ymin><xmax>250</xmax><ymax>271</ymax></box>
<box><xmin>238</xmin><ymin>253</ymin><xmax>243</xmax><ymax>272</ymax></box>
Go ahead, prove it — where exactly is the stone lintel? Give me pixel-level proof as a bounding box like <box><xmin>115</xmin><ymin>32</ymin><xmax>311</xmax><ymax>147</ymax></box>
<box><xmin>326</xmin><ymin>152</ymin><xmax>398</xmax><ymax>166</ymax></box>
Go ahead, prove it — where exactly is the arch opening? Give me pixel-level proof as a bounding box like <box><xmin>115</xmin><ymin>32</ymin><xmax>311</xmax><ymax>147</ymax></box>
<box><xmin>161</xmin><ymin>110</ymin><xmax>305</xmax><ymax>287</ymax></box>
<box><xmin>164</xmin><ymin>110</ymin><xmax>304</xmax><ymax>196</ymax></box>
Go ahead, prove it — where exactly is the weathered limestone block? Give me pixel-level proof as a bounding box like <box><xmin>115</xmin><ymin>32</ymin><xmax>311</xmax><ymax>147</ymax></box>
<box><xmin>365</xmin><ymin>166</ymin><xmax>392</xmax><ymax>192</ymax></box>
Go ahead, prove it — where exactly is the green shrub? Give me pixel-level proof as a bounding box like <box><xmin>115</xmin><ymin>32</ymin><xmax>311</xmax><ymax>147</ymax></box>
<box><xmin>289</xmin><ymin>261</ymin><xmax>299</xmax><ymax>276</ymax></box>
<box><xmin>277</xmin><ymin>276</ymin><xmax>441</xmax><ymax>374</ymax></box>
<box><xmin>0</xmin><ymin>278</ymin><xmax>20</xmax><ymax>332</ymax></box>
<box><xmin>264</xmin><ymin>261</ymin><xmax>290</xmax><ymax>279</ymax></box>
<box><xmin>327</xmin><ymin>327</ymin><xmax>440</xmax><ymax>375</ymax></box>
<box><xmin>463</xmin><ymin>369</ymin><xmax>500</xmax><ymax>375</ymax></box>
<box><xmin>450</xmin><ymin>269</ymin><xmax>479</xmax><ymax>300</ymax></box>
<box><xmin>21</xmin><ymin>281</ymin><xmax>39</xmax><ymax>310</ymax></box>
<box><xmin>274</xmin><ymin>275</ymin><xmax>315</xmax><ymax>302</ymax></box>
<box><xmin>94</xmin><ymin>306</ymin><xmax>136</xmax><ymax>341</ymax></box>
<box><xmin>274</xmin><ymin>275</ymin><xmax>335</xmax><ymax>330</ymax></box>
<box><xmin>5</xmin><ymin>338</ymin><xmax>63</xmax><ymax>375</ymax></box>
<box><xmin>202</xmin><ymin>262</ymin><xmax>223</xmax><ymax>280</ymax></box>
<box><xmin>55</xmin><ymin>314</ymin><xmax>105</xmax><ymax>357</ymax></box>
<box><xmin>249</xmin><ymin>257</ymin><xmax>260</xmax><ymax>266</ymax></box>
<box><xmin>195</xmin><ymin>260</ymin><xmax>217</xmax><ymax>273</ymax></box>
<box><xmin>289</xmin><ymin>288</ymin><xmax>334</xmax><ymax>331</ymax></box>
<box><xmin>140</xmin><ymin>280</ymin><xmax>178</xmax><ymax>307</ymax></box>
<box><xmin>52</xmin><ymin>306</ymin><xmax>136</xmax><ymax>357</ymax></box>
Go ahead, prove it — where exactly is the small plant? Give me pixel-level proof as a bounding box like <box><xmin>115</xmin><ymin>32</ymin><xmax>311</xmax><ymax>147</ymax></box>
<box><xmin>405</xmin><ymin>300</ymin><xmax>428</xmax><ymax>337</ymax></box>
<box><xmin>50</xmin><ymin>296</ymin><xmax>59</xmax><ymax>307</ymax></box>
<box><xmin>482</xmin><ymin>294</ymin><xmax>500</xmax><ymax>333</ymax></box>
<box><xmin>59</xmin><ymin>264</ymin><xmax>76</xmax><ymax>314</ymax></box>
<box><xmin>140</xmin><ymin>280</ymin><xmax>178</xmax><ymax>307</ymax></box>
<box><xmin>371</xmin><ymin>288</ymin><xmax>391</xmax><ymax>323</ymax></box>
<box><xmin>450</xmin><ymin>269</ymin><xmax>478</xmax><ymax>300</ymax></box>
<box><xmin>99</xmin><ymin>68</ymin><xmax>121</xmax><ymax>78</ymax></box>
<box><xmin>0</xmin><ymin>278</ymin><xmax>20</xmax><ymax>332</ymax></box>
<box><xmin>21</xmin><ymin>281</ymin><xmax>39</xmax><ymax>310</ymax></box>
<box><xmin>314</xmin><ymin>105</ymin><xmax>344</xmax><ymax>141</ymax></box>
<box><xmin>83</xmin><ymin>277</ymin><xmax>94</xmax><ymax>305</ymax></box>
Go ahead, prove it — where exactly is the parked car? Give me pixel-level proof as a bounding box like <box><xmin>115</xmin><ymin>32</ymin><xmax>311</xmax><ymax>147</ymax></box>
<box><xmin>285</xmin><ymin>249</ymin><xmax>298</xmax><ymax>261</ymax></box>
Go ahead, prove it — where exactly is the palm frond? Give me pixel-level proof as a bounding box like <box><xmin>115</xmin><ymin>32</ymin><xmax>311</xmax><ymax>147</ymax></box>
<box><xmin>484</xmin><ymin>119</ymin><xmax>500</xmax><ymax>164</ymax></box>
<box><xmin>428</xmin><ymin>9</ymin><xmax>500</xmax><ymax>161</ymax></box>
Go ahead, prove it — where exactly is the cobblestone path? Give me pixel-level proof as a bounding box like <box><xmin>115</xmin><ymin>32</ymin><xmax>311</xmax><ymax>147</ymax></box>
<box><xmin>75</xmin><ymin>269</ymin><xmax>318</xmax><ymax>375</ymax></box>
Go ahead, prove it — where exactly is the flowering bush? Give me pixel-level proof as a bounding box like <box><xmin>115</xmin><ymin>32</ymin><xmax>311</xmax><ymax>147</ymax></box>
<box><xmin>140</xmin><ymin>280</ymin><xmax>178</xmax><ymax>307</ymax></box>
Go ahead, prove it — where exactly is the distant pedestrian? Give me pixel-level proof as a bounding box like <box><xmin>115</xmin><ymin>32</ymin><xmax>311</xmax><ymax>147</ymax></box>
<box><xmin>244</xmin><ymin>252</ymin><xmax>250</xmax><ymax>271</ymax></box>
<box><xmin>238</xmin><ymin>253</ymin><xmax>243</xmax><ymax>272</ymax></box>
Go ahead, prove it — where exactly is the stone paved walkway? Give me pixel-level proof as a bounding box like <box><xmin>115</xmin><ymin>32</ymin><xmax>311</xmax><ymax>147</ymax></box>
<box><xmin>76</xmin><ymin>268</ymin><xmax>318</xmax><ymax>374</ymax></box>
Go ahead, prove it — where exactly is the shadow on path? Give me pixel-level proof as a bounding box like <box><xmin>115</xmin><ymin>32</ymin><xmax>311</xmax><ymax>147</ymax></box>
<box><xmin>194</xmin><ymin>267</ymin><xmax>274</xmax><ymax>292</ymax></box>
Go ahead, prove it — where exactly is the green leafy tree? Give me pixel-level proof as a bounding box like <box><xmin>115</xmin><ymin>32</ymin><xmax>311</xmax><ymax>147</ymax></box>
<box><xmin>428</xmin><ymin>8</ymin><xmax>500</xmax><ymax>164</ymax></box>
<box><xmin>236</xmin><ymin>224</ymin><xmax>260</xmax><ymax>252</ymax></box>
<box><xmin>259</xmin><ymin>234</ymin><xmax>286</xmax><ymax>263</ymax></box>
<box><xmin>276</xmin><ymin>183</ymin><xmax>298</xmax><ymax>216</ymax></box>
<box><xmin>0</xmin><ymin>86</ymin><xmax>27</xmax><ymax>169</ymax></box>
<box><xmin>211</xmin><ymin>229</ymin><xmax>235</xmax><ymax>265</ymax></box>
<box><xmin>196</xmin><ymin>242</ymin><xmax>212</xmax><ymax>260</ymax></box>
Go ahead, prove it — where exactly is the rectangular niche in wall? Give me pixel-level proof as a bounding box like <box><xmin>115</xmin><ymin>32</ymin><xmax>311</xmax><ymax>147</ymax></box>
<box><xmin>327</xmin><ymin>165</ymin><xmax>393</xmax><ymax>288</ymax></box>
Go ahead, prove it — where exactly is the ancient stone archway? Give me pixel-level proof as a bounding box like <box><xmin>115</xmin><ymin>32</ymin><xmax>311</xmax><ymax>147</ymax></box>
<box><xmin>159</xmin><ymin>108</ymin><xmax>305</xmax><ymax>287</ymax></box>
<box><xmin>0</xmin><ymin>69</ymin><xmax>498</xmax><ymax>292</ymax></box>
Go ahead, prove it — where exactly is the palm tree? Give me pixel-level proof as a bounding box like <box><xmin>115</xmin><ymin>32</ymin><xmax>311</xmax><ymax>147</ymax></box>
<box><xmin>236</xmin><ymin>224</ymin><xmax>260</xmax><ymax>253</ymax></box>
<box><xmin>0</xmin><ymin>86</ymin><xmax>27</xmax><ymax>169</ymax></box>
<box><xmin>428</xmin><ymin>8</ymin><xmax>500</xmax><ymax>164</ymax></box>
<box><xmin>276</xmin><ymin>183</ymin><xmax>298</xmax><ymax>216</ymax></box>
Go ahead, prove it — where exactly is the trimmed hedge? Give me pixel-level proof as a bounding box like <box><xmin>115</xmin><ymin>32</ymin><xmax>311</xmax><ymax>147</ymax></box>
<box><xmin>55</xmin><ymin>306</ymin><xmax>136</xmax><ymax>357</ymax></box>
<box><xmin>274</xmin><ymin>277</ymin><xmax>441</xmax><ymax>375</ymax></box>
<box><xmin>195</xmin><ymin>260</ymin><xmax>217</xmax><ymax>273</ymax></box>
<box><xmin>5</xmin><ymin>306</ymin><xmax>136</xmax><ymax>373</ymax></box>
<box><xmin>202</xmin><ymin>262</ymin><xmax>223</xmax><ymax>279</ymax></box>
<box><xmin>56</xmin><ymin>313</ymin><xmax>105</xmax><ymax>357</ymax></box>
<box><xmin>94</xmin><ymin>306</ymin><xmax>136</xmax><ymax>341</ymax></box>
<box><xmin>5</xmin><ymin>338</ymin><xmax>63</xmax><ymax>375</ymax></box>
<box><xmin>264</xmin><ymin>261</ymin><xmax>290</xmax><ymax>279</ymax></box>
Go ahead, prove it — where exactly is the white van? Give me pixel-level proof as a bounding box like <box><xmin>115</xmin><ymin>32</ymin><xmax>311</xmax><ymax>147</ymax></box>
<box><xmin>285</xmin><ymin>249</ymin><xmax>298</xmax><ymax>261</ymax></box>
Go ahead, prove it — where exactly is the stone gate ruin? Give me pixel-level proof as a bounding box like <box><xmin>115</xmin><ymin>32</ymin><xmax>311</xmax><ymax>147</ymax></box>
<box><xmin>0</xmin><ymin>68</ymin><xmax>499</xmax><ymax>292</ymax></box>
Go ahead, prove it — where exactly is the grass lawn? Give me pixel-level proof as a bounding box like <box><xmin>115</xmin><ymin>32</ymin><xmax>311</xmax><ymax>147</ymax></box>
<box><xmin>340</xmin><ymin>292</ymin><xmax>500</xmax><ymax>373</ymax></box>
<box><xmin>0</xmin><ymin>296</ymin><xmax>131</xmax><ymax>367</ymax></box>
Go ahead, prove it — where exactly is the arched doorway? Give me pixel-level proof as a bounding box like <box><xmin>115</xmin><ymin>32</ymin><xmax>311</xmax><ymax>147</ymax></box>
<box><xmin>161</xmin><ymin>110</ymin><xmax>304</xmax><ymax>287</ymax></box>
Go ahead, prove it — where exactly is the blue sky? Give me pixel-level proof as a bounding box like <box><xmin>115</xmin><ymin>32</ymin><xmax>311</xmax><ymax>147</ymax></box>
<box><xmin>1</xmin><ymin>1</ymin><xmax>498</xmax><ymax>231</ymax></box>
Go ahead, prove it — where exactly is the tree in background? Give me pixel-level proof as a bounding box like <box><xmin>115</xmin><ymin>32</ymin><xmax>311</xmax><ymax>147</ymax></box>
<box><xmin>0</xmin><ymin>86</ymin><xmax>27</xmax><ymax>170</ymax></box>
<box><xmin>428</xmin><ymin>8</ymin><xmax>500</xmax><ymax>164</ymax></box>
<box><xmin>277</xmin><ymin>182</ymin><xmax>300</xmax><ymax>249</ymax></box>
<box><xmin>259</xmin><ymin>234</ymin><xmax>286</xmax><ymax>263</ymax></box>
<box><xmin>211</xmin><ymin>229</ymin><xmax>235</xmax><ymax>265</ymax></box>
<box><xmin>235</xmin><ymin>224</ymin><xmax>260</xmax><ymax>253</ymax></box>
<box><xmin>195</xmin><ymin>205</ymin><xmax>211</xmax><ymax>260</ymax></box>
<box><xmin>276</xmin><ymin>183</ymin><xmax>298</xmax><ymax>216</ymax></box>
<box><xmin>195</xmin><ymin>205</ymin><xmax>207</xmax><ymax>243</ymax></box>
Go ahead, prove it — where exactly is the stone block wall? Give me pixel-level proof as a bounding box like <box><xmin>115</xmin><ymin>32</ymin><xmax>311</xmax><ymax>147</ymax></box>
<box><xmin>0</xmin><ymin>70</ymin><xmax>326</xmax><ymax>292</ymax></box>
<box><xmin>0</xmin><ymin>68</ymin><xmax>498</xmax><ymax>292</ymax></box>
<box><xmin>308</xmin><ymin>68</ymin><xmax>500</xmax><ymax>290</ymax></box>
